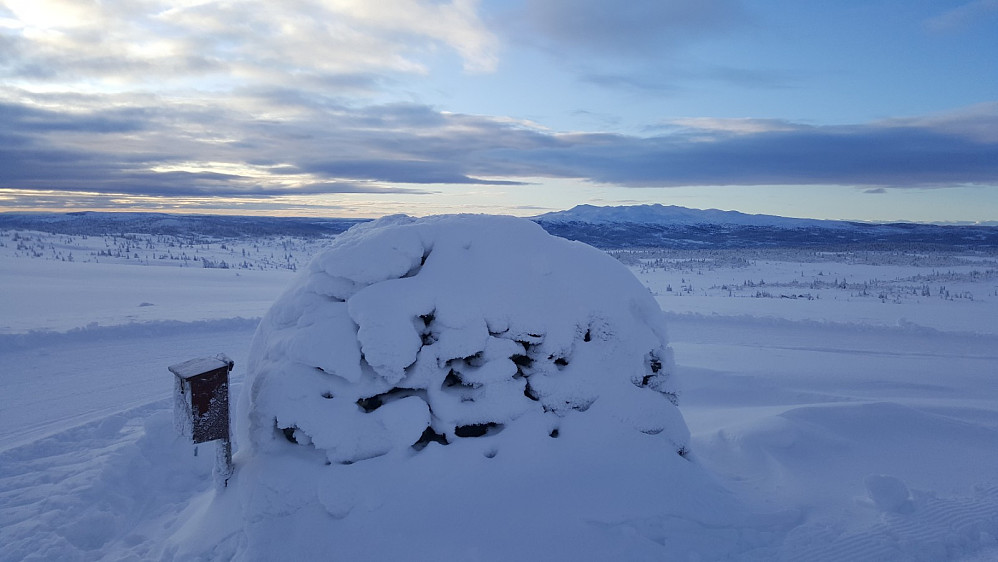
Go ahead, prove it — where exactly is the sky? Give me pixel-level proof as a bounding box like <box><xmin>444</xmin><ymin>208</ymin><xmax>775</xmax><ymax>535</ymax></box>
<box><xmin>0</xmin><ymin>0</ymin><xmax>996</xmax><ymax>223</ymax></box>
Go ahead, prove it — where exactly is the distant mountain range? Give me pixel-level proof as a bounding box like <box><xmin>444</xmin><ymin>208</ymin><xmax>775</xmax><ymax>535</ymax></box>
<box><xmin>2</xmin><ymin>206</ymin><xmax>996</xmax><ymax>250</ymax></box>
<box><xmin>0</xmin><ymin>211</ymin><xmax>365</xmax><ymax>238</ymax></box>
<box><xmin>533</xmin><ymin>204</ymin><xmax>846</xmax><ymax>229</ymax></box>
<box><xmin>532</xmin><ymin>205</ymin><xmax>998</xmax><ymax>249</ymax></box>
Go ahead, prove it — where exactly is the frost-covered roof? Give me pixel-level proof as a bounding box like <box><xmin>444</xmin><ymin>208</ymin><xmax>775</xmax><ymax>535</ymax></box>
<box><xmin>167</xmin><ymin>355</ymin><xmax>231</xmax><ymax>380</ymax></box>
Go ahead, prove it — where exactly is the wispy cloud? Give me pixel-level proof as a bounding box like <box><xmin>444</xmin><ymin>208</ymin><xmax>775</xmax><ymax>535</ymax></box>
<box><xmin>1</xmin><ymin>0</ymin><xmax>498</xmax><ymax>91</ymax></box>
<box><xmin>661</xmin><ymin>117</ymin><xmax>809</xmax><ymax>135</ymax></box>
<box><xmin>874</xmin><ymin>102</ymin><xmax>998</xmax><ymax>143</ymax></box>
<box><xmin>517</xmin><ymin>0</ymin><xmax>744</xmax><ymax>57</ymax></box>
<box><xmin>499</xmin><ymin>0</ymin><xmax>800</xmax><ymax>96</ymax></box>
<box><xmin>925</xmin><ymin>0</ymin><xmax>998</xmax><ymax>32</ymax></box>
<box><xmin>581</xmin><ymin>65</ymin><xmax>797</xmax><ymax>95</ymax></box>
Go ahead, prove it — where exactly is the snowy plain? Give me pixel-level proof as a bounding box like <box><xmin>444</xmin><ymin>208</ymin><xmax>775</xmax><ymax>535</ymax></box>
<box><xmin>1</xmin><ymin>222</ymin><xmax>997</xmax><ymax>561</ymax></box>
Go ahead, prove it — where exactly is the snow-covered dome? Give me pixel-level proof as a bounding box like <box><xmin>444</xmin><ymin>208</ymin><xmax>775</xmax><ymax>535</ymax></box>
<box><xmin>241</xmin><ymin>214</ymin><xmax>689</xmax><ymax>463</ymax></box>
<box><xmin>203</xmin><ymin>215</ymin><xmax>724</xmax><ymax>560</ymax></box>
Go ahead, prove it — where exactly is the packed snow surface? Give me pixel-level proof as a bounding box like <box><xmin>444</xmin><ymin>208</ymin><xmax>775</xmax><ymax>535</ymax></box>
<box><xmin>2</xmin><ymin>214</ymin><xmax>998</xmax><ymax>560</ymax></box>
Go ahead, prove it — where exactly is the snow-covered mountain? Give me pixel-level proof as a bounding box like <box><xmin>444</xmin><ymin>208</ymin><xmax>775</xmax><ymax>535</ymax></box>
<box><xmin>0</xmin><ymin>211</ymin><xmax>365</xmax><ymax>238</ymax></box>
<box><xmin>3</xmin><ymin>207</ymin><xmax>997</xmax><ymax>250</ymax></box>
<box><xmin>533</xmin><ymin>204</ymin><xmax>998</xmax><ymax>249</ymax></box>
<box><xmin>534</xmin><ymin>203</ymin><xmax>841</xmax><ymax>229</ymax></box>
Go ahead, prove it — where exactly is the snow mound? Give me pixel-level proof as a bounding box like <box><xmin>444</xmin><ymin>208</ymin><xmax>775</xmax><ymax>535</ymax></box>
<box><xmin>241</xmin><ymin>213</ymin><xmax>688</xmax><ymax>463</ymax></box>
<box><xmin>164</xmin><ymin>215</ymin><xmax>750</xmax><ymax>560</ymax></box>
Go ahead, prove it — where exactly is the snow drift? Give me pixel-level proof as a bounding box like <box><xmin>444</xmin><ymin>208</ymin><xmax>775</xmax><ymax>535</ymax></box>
<box><xmin>167</xmin><ymin>215</ymin><xmax>748</xmax><ymax>560</ymax></box>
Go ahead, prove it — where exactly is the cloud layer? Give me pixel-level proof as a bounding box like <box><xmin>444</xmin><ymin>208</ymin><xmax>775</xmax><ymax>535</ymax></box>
<box><xmin>1</xmin><ymin>0</ymin><xmax>498</xmax><ymax>85</ymax></box>
<box><xmin>1</xmin><ymin>0</ymin><xmax>996</xmax><ymax>210</ymax></box>
<box><xmin>2</xmin><ymin>88</ymin><xmax>996</xmax><ymax>199</ymax></box>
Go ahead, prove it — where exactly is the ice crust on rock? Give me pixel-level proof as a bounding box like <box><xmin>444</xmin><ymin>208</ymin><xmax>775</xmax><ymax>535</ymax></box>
<box><xmin>242</xmin><ymin>214</ymin><xmax>688</xmax><ymax>463</ymax></box>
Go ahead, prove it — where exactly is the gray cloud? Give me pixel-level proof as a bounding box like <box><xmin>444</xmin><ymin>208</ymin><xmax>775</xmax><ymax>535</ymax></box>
<box><xmin>579</xmin><ymin>72</ymin><xmax>685</xmax><ymax>94</ymax></box>
<box><xmin>581</xmin><ymin>64</ymin><xmax>797</xmax><ymax>95</ymax></box>
<box><xmin>1</xmin><ymin>93</ymin><xmax>995</xmax><ymax>201</ymax></box>
<box><xmin>699</xmin><ymin>66</ymin><xmax>800</xmax><ymax>90</ymax></box>
<box><xmin>0</xmin><ymin>102</ymin><xmax>149</xmax><ymax>134</ymax></box>
<box><xmin>515</xmin><ymin>123</ymin><xmax>998</xmax><ymax>188</ymax></box>
<box><xmin>519</xmin><ymin>0</ymin><xmax>745</xmax><ymax>56</ymax></box>
<box><xmin>299</xmin><ymin>160</ymin><xmax>524</xmax><ymax>186</ymax></box>
<box><xmin>503</xmin><ymin>0</ymin><xmax>792</xmax><ymax>96</ymax></box>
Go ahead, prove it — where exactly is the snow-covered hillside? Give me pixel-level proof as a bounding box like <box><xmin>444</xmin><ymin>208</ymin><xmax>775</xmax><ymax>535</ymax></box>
<box><xmin>535</xmin><ymin>203</ymin><xmax>839</xmax><ymax>228</ymax></box>
<box><xmin>534</xmin><ymin>204</ymin><xmax>998</xmax><ymax>250</ymax></box>
<box><xmin>0</xmin><ymin>211</ymin><xmax>364</xmax><ymax>239</ymax></box>
<box><xmin>6</xmin><ymin>206</ymin><xmax>998</xmax><ymax>253</ymax></box>
<box><xmin>2</xmin><ymin>212</ymin><xmax>998</xmax><ymax>561</ymax></box>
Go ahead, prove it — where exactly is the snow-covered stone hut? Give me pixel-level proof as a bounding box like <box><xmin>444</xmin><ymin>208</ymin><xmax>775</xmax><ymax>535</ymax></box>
<box><xmin>240</xmin><ymin>214</ymin><xmax>689</xmax><ymax>463</ymax></box>
<box><xmin>211</xmin><ymin>214</ymin><xmax>715</xmax><ymax>560</ymax></box>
